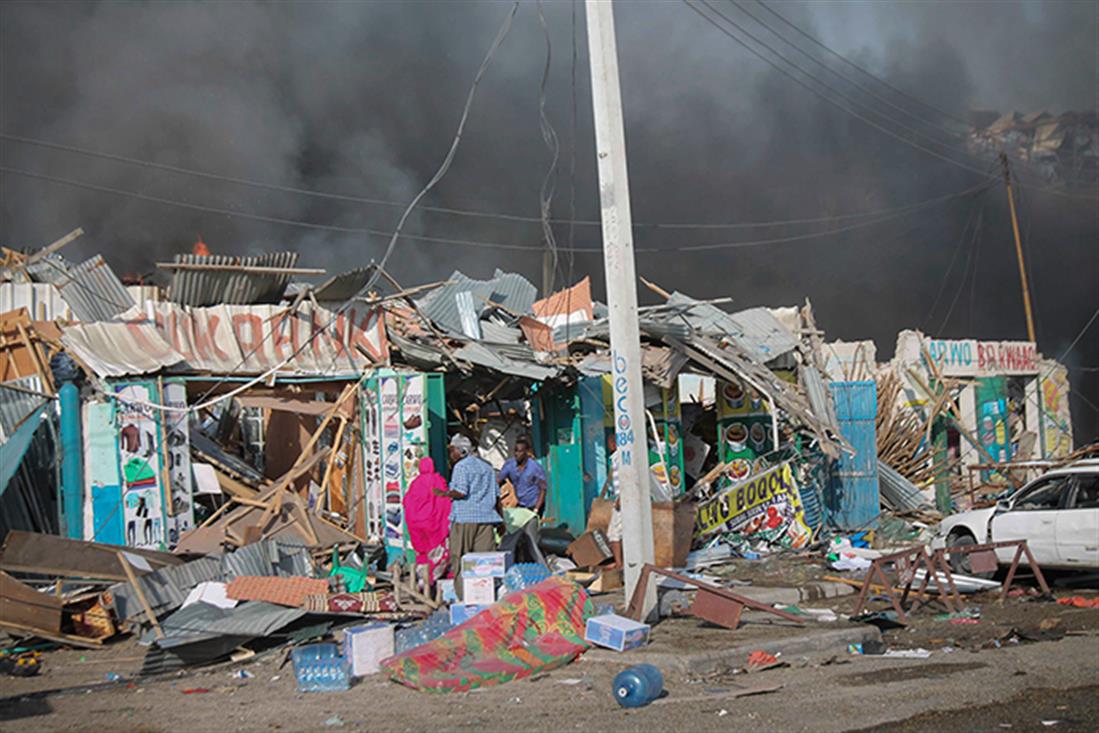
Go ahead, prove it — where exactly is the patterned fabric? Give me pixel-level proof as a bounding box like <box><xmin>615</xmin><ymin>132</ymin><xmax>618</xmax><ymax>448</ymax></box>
<box><xmin>382</xmin><ymin>576</ymin><xmax>595</xmax><ymax>692</ymax></box>
<box><xmin>449</xmin><ymin>455</ymin><xmax>502</xmax><ymax>525</ymax></box>
<box><xmin>301</xmin><ymin>592</ymin><xmax>399</xmax><ymax>614</ymax></box>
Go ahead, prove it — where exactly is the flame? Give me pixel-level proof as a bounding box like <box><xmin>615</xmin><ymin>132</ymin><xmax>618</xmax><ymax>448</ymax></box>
<box><xmin>192</xmin><ymin>238</ymin><xmax>210</xmax><ymax>256</ymax></box>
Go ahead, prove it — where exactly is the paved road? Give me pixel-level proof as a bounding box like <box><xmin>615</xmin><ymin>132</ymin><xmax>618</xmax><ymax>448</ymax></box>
<box><xmin>2</xmin><ymin>632</ymin><xmax>1096</xmax><ymax>732</ymax></box>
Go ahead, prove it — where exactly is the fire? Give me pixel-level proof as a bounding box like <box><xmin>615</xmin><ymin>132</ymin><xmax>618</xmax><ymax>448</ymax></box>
<box><xmin>192</xmin><ymin>238</ymin><xmax>210</xmax><ymax>256</ymax></box>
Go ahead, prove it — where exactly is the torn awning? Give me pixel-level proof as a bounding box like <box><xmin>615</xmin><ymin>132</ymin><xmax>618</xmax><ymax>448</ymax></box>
<box><xmin>61</xmin><ymin>301</ymin><xmax>388</xmax><ymax>378</ymax></box>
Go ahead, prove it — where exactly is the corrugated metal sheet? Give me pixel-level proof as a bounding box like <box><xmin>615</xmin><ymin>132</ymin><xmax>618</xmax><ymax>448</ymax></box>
<box><xmin>453</xmin><ymin>341</ymin><xmax>559</xmax><ymax>380</ymax></box>
<box><xmin>126</xmin><ymin>285</ymin><xmax>161</xmax><ymax>309</ymax></box>
<box><xmin>313</xmin><ymin>267</ymin><xmax>372</xmax><ymax>305</ymax></box>
<box><xmin>110</xmin><ymin>556</ymin><xmax>224</xmax><ymax>621</ymax></box>
<box><xmin>0</xmin><ymin>282</ymin><xmax>73</xmax><ymax>321</ymax></box>
<box><xmin>110</xmin><ymin>540</ymin><xmax>313</xmax><ymax>621</ymax></box>
<box><xmin>827</xmin><ymin>381</ymin><xmax>880</xmax><ymax>529</ymax></box>
<box><xmin>220</xmin><ymin>540</ymin><xmax>313</xmax><ymax>580</ymax></box>
<box><xmin>142</xmin><ymin>601</ymin><xmax>306</xmax><ymax>646</ymax></box>
<box><xmin>479</xmin><ymin>320</ymin><xmax>522</xmax><ymax>344</ymax></box>
<box><xmin>60</xmin><ymin>319</ymin><xmax>184</xmax><ymax>377</ymax></box>
<box><xmin>26</xmin><ymin>255</ymin><xmax>136</xmax><ymax>322</ymax></box>
<box><xmin>661</xmin><ymin>294</ymin><xmax>798</xmax><ymax>363</ymax></box>
<box><xmin>0</xmin><ymin>375</ymin><xmax>49</xmax><ymax>440</ymax></box>
<box><xmin>60</xmin><ymin>301</ymin><xmax>387</xmax><ymax>377</ymax></box>
<box><xmin>388</xmin><ymin>332</ymin><xmax>446</xmax><ymax>368</ymax></box>
<box><xmin>879</xmin><ymin>459</ymin><xmax>932</xmax><ymax>512</ymax></box>
<box><xmin>801</xmin><ymin>367</ymin><xmax>840</xmax><ymax>433</ymax></box>
<box><xmin>167</xmin><ymin>252</ymin><xmax>299</xmax><ymax>307</ymax></box>
<box><xmin>419</xmin><ymin>269</ymin><xmax>537</xmax><ymax>335</ymax></box>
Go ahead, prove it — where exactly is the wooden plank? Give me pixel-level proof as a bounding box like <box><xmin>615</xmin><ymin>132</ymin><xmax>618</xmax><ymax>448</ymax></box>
<box><xmin>0</xmin><ymin>531</ymin><xmax>181</xmax><ymax>581</ymax></box>
<box><xmin>117</xmin><ymin>552</ymin><xmax>165</xmax><ymax>640</ymax></box>
<box><xmin>0</xmin><ymin>571</ymin><xmax>62</xmax><ymax>632</ymax></box>
<box><xmin>0</xmin><ymin>620</ymin><xmax>103</xmax><ymax>649</ymax></box>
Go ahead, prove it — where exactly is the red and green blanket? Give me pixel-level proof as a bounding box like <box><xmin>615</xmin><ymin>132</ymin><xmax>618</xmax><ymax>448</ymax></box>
<box><xmin>382</xmin><ymin>576</ymin><xmax>595</xmax><ymax>692</ymax></box>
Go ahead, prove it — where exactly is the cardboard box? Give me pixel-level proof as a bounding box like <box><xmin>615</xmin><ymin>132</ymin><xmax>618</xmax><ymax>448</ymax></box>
<box><xmin>342</xmin><ymin>623</ymin><xmax>394</xmax><ymax>677</ymax></box>
<box><xmin>462</xmin><ymin>575</ymin><xmax>497</xmax><ymax>605</ymax></box>
<box><xmin>591</xmin><ymin>568</ymin><xmax>623</xmax><ymax>592</ymax></box>
<box><xmin>449</xmin><ymin>602</ymin><xmax>492</xmax><ymax>626</ymax></box>
<box><xmin>567</xmin><ymin>530</ymin><xmax>613</xmax><ymax>568</ymax></box>
<box><xmin>584</xmin><ymin>614</ymin><xmax>651</xmax><ymax>652</ymax></box>
<box><xmin>438</xmin><ymin>579</ymin><xmax>458</xmax><ymax>603</ymax></box>
<box><xmin>461</xmin><ymin>552</ymin><xmax>511</xmax><ymax>578</ymax></box>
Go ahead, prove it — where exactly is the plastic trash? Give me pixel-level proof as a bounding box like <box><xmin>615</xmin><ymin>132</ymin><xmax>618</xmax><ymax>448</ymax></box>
<box><xmin>503</xmin><ymin>563</ymin><xmax>552</xmax><ymax>593</ymax></box>
<box><xmin>105</xmin><ymin>672</ymin><xmax>122</xmax><ymax>682</ymax></box>
<box><xmin>612</xmin><ymin>663</ymin><xmax>664</xmax><ymax>708</ymax></box>
<box><xmin>290</xmin><ymin>643</ymin><xmax>351</xmax><ymax>692</ymax></box>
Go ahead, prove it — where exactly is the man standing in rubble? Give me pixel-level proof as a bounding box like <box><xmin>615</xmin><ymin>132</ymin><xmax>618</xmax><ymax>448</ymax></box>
<box><xmin>497</xmin><ymin>435</ymin><xmax>548</xmax><ymax>514</ymax></box>
<box><xmin>442</xmin><ymin>434</ymin><xmax>501</xmax><ymax>593</ymax></box>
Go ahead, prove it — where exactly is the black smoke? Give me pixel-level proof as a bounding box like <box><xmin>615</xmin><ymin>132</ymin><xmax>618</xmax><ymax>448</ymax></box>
<box><xmin>1</xmin><ymin>1</ymin><xmax>1096</xmax><ymax>442</ymax></box>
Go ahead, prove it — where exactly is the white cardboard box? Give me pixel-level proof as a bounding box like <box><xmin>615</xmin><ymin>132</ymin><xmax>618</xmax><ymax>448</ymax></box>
<box><xmin>343</xmin><ymin>623</ymin><xmax>394</xmax><ymax>677</ymax></box>
<box><xmin>584</xmin><ymin>614</ymin><xmax>651</xmax><ymax>652</ymax></box>
<box><xmin>462</xmin><ymin>576</ymin><xmax>497</xmax><ymax>605</ymax></box>
<box><xmin>460</xmin><ymin>552</ymin><xmax>511</xmax><ymax>578</ymax></box>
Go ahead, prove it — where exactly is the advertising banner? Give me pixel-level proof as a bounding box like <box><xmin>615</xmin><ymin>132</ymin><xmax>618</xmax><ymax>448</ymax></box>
<box><xmin>695</xmin><ymin>462</ymin><xmax>812</xmax><ymax>549</ymax></box>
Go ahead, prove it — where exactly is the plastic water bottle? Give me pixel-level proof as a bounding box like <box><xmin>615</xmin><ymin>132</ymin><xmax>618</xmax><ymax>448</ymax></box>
<box><xmin>612</xmin><ymin>664</ymin><xmax>664</xmax><ymax>708</ymax></box>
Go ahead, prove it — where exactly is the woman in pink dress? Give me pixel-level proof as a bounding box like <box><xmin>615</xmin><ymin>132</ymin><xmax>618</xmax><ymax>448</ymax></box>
<box><xmin>402</xmin><ymin>456</ymin><xmax>452</xmax><ymax>593</ymax></box>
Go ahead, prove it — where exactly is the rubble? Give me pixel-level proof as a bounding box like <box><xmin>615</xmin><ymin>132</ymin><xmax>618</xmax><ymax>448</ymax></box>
<box><xmin>0</xmin><ymin>239</ymin><xmax>1092</xmax><ymax>705</ymax></box>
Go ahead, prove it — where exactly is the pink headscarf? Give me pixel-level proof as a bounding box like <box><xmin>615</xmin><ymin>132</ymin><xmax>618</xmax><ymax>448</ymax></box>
<box><xmin>403</xmin><ymin>457</ymin><xmax>451</xmax><ymax>569</ymax></box>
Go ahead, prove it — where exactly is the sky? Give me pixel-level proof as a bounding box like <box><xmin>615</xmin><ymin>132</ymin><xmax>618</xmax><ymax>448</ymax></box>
<box><xmin>1</xmin><ymin>0</ymin><xmax>1097</xmax><ymax>442</ymax></box>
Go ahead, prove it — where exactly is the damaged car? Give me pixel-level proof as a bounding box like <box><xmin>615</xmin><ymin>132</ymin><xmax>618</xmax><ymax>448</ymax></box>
<box><xmin>932</xmin><ymin>460</ymin><xmax>1099</xmax><ymax>574</ymax></box>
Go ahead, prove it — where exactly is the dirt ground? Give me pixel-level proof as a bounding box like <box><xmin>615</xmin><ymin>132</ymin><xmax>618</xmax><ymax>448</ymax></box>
<box><xmin>1</xmin><ymin>564</ymin><xmax>1096</xmax><ymax>732</ymax></box>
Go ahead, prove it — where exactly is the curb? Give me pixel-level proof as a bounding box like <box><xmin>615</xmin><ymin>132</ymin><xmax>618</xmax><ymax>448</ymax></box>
<box><xmin>584</xmin><ymin>624</ymin><xmax>881</xmax><ymax>674</ymax></box>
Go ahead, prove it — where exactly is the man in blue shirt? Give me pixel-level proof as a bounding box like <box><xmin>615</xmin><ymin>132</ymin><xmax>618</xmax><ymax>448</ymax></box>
<box><xmin>444</xmin><ymin>434</ymin><xmax>501</xmax><ymax>593</ymax></box>
<box><xmin>497</xmin><ymin>435</ymin><xmax>548</xmax><ymax>514</ymax></box>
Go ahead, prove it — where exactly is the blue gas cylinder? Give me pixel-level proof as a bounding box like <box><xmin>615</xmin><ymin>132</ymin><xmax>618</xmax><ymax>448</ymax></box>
<box><xmin>612</xmin><ymin>664</ymin><xmax>664</xmax><ymax>708</ymax></box>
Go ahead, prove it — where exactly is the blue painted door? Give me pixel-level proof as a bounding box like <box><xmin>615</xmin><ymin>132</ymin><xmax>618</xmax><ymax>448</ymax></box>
<box><xmin>828</xmin><ymin>381</ymin><xmax>880</xmax><ymax>529</ymax></box>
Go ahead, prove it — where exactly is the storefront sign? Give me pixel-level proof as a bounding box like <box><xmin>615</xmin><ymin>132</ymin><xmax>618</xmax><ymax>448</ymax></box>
<box><xmin>899</xmin><ymin>332</ymin><xmax>1039</xmax><ymax>376</ymax></box>
<box><xmin>695</xmin><ymin>462</ymin><xmax>812</xmax><ymax>548</ymax></box>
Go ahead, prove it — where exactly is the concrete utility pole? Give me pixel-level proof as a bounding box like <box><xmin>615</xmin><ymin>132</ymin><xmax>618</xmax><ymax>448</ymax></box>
<box><xmin>999</xmin><ymin>152</ymin><xmax>1037</xmax><ymax>344</ymax></box>
<box><xmin>584</xmin><ymin>0</ymin><xmax>656</xmax><ymax>615</ymax></box>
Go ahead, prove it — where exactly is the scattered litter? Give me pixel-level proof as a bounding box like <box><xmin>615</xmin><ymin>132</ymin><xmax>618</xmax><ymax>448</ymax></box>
<box><xmin>181</xmin><ymin>688</ymin><xmax>210</xmax><ymax>694</ymax></box>
<box><xmin>1040</xmin><ymin>721</ymin><xmax>1060</xmax><ymax>727</ymax></box>
<box><xmin>882</xmin><ymin>648</ymin><xmax>932</xmax><ymax>659</ymax></box>
<box><xmin>324</xmin><ymin>715</ymin><xmax>345</xmax><ymax>727</ymax></box>
<box><xmin>1057</xmin><ymin>596</ymin><xmax>1099</xmax><ymax>608</ymax></box>
<box><xmin>232</xmin><ymin>669</ymin><xmax>255</xmax><ymax>679</ymax></box>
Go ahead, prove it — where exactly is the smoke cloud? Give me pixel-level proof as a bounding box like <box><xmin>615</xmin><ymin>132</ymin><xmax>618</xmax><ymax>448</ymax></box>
<box><xmin>1</xmin><ymin>0</ymin><xmax>1096</xmax><ymax>441</ymax></box>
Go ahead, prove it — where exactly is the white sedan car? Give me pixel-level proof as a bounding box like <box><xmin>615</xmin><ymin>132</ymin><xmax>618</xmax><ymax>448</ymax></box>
<box><xmin>932</xmin><ymin>460</ymin><xmax>1099</xmax><ymax>573</ymax></box>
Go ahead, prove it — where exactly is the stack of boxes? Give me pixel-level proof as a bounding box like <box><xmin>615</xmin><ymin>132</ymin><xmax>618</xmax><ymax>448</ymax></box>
<box><xmin>449</xmin><ymin>551</ymin><xmax>511</xmax><ymax>625</ymax></box>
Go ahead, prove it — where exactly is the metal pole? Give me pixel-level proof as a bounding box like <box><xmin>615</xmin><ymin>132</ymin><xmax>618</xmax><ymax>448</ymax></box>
<box><xmin>585</xmin><ymin>0</ymin><xmax>656</xmax><ymax>615</ymax></box>
<box><xmin>999</xmin><ymin>153</ymin><xmax>1037</xmax><ymax>344</ymax></box>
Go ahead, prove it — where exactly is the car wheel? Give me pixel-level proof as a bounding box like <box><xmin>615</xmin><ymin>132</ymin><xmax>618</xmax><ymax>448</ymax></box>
<box><xmin>947</xmin><ymin>531</ymin><xmax>995</xmax><ymax>579</ymax></box>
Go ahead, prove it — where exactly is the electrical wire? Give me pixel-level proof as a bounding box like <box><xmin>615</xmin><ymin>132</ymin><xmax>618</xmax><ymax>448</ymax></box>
<box><xmin>536</xmin><ymin>0</ymin><xmax>561</xmax><ymax>294</ymax></box>
<box><xmin>921</xmin><ymin>186</ymin><xmax>986</xmax><ymax>330</ymax></box>
<box><xmin>729</xmin><ymin>0</ymin><xmax>964</xmax><ymax>142</ymax></box>
<box><xmin>89</xmin><ymin>0</ymin><xmax>524</xmax><ymax>415</ymax></box>
<box><xmin>935</xmin><ymin>200</ymin><xmax>985</xmax><ymax>334</ymax></box>
<box><xmin>0</xmin><ymin>165</ymin><xmax>995</xmax><ymax>254</ymax></box>
<box><xmin>753</xmin><ymin>0</ymin><xmax>969</xmax><ymax>127</ymax></box>
<box><xmin>741</xmin><ymin>2</ymin><xmax>1098</xmax><ymax>193</ymax></box>
<box><xmin>686</xmin><ymin>0</ymin><xmax>994</xmax><ymax>177</ymax></box>
<box><xmin>3</xmin><ymin>131</ymin><xmax>1039</xmax><ymax>229</ymax></box>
